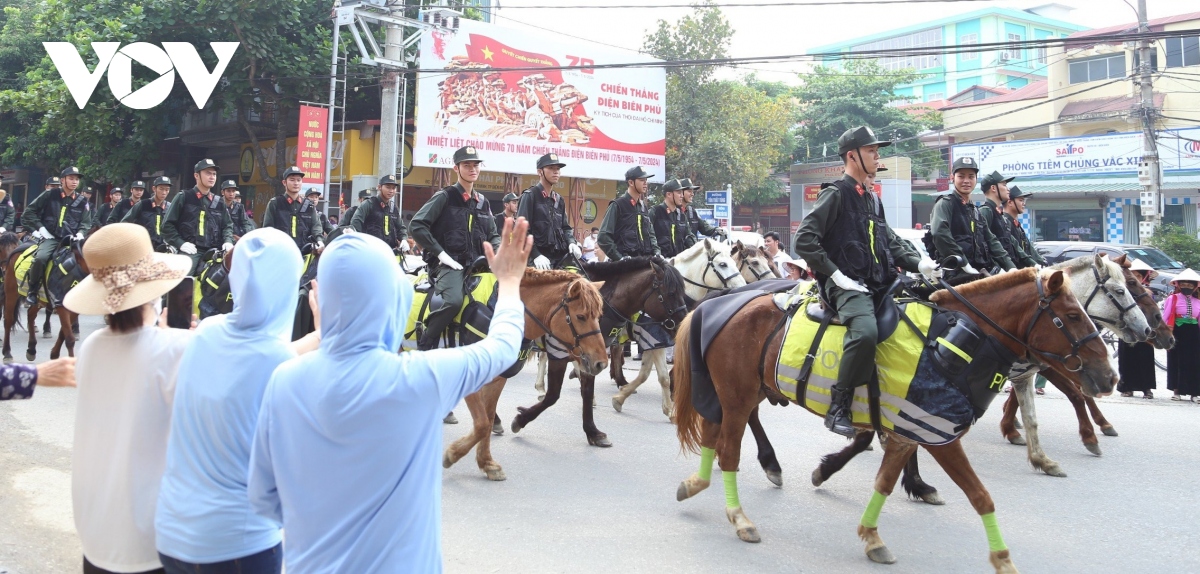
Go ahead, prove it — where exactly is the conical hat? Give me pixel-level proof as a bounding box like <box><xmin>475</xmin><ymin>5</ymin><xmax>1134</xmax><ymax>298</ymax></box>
<box><xmin>1128</xmin><ymin>258</ymin><xmax>1158</xmax><ymax>279</ymax></box>
<box><xmin>1170</xmin><ymin>268</ymin><xmax>1200</xmax><ymax>285</ymax></box>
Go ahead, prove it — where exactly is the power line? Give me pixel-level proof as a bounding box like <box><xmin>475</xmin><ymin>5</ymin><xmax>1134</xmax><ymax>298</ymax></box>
<box><xmin>485</xmin><ymin>0</ymin><xmax>997</xmax><ymax>8</ymax></box>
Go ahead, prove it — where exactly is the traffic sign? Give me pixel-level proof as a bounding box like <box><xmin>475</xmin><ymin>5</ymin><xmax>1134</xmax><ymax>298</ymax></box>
<box><xmin>714</xmin><ymin>204</ymin><xmax>730</xmax><ymax>218</ymax></box>
<box><xmin>705</xmin><ymin>191</ymin><xmax>729</xmax><ymax>205</ymax></box>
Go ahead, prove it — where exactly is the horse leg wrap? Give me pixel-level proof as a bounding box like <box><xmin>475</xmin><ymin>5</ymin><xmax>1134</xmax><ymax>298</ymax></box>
<box><xmin>981</xmin><ymin>512</ymin><xmax>1007</xmax><ymax>552</ymax></box>
<box><xmin>698</xmin><ymin>447</ymin><xmax>715</xmax><ymax>481</ymax></box>
<box><xmin>723</xmin><ymin>470</ymin><xmax>740</xmax><ymax>508</ymax></box>
<box><xmin>860</xmin><ymin>490</ymin><xmax>887</xmax><ymax>529</ymax></box>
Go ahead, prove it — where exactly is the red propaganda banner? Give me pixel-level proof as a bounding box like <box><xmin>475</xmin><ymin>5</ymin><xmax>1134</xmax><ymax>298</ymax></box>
<box><xmin>803</xmin><ymin>184</ymin><xmax>822</xmax><ymax>202</ymax></box>
<box><xmin>296</xmin><ymin>105</ymin><xmax>329</xmax><ymax>193</ymax></box>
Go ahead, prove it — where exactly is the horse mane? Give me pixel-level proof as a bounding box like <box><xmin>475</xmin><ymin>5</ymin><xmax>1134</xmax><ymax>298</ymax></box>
<box><xmin>674</xmin><ymin>239</ymin><xmax>728</xmax><ymax>262</ymax></box>
<box><xmin>582</xmin><ymin>256</ymin><xmax>654</xmax><ymax>279</ymax></box>
<box><xmin>930</xmin><ymin>268</ymin><xmax>1043</xmax><ymax>303</ymax></box>
<box><xmin>1049</xmin><ymin>255</ymin><xmax>1094</xmax><ymax>273</ymax></box>
<box><xmin>522</xmin><ymin>268</ymin><xmax>604</xmax><ymax>317</ymax></box>
<box><xmin>521</xmin><ymin>268</ymin><xmax>583</xmax><ymax>286</ymax></box>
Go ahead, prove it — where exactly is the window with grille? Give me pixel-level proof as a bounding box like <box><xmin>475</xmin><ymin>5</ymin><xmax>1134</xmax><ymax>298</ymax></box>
<box><xmin>1166</xmin><ymin>36</ymin><xmax>1200</xmax><ymax>68</ymax></box>
<box><xmin>960</xmin><ymin>33</ymin><xmax>978</xmax><ymax>62</ymax></box>
<box><xmin>1068</xmin><ymin>54</ymin><xmax>1126</xmax><ymax>84</ymax></box>
<box><xmin>852</xmin><ymin>28</ymin><xmax>944</xmax><ymax>71</ymax></box>
<box><xmin>1002</xmin><ymin>33</ymin><xmax>1023</xmax><ymax>62</ymax></box>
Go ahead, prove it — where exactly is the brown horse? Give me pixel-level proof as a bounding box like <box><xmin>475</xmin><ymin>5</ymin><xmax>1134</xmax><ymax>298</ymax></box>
<box><xmin>442</xmin><ymin>269</ymin><xmax>610</xmax><ymax>481</ymax></box>
<box><xmin>671</xmin><ymin>269</ymin><xmax>1114</xmax><ymax>572</ymax></box>
<box><xmin>3</xmin><ymin>237</ymin><xmax>90</xmax><ymax>362</ymax></box>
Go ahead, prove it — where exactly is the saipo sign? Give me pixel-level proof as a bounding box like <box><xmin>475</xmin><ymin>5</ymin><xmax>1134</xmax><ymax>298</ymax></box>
<box><xmin>1055</xmin><ymin>143</ymin><xmax>1085</xmax><ymax>156</ymax></box>
<box><xmin>44</xmin><ymin>42</ymin><xmax>239</xmax><ymax>110</ymax></box>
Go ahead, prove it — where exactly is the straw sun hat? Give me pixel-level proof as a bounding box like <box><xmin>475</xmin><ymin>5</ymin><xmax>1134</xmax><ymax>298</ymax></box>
<box><xmin>64</xmin><ymin>223</ymin><xmax>192</xmax><ymax>315</ymax></box>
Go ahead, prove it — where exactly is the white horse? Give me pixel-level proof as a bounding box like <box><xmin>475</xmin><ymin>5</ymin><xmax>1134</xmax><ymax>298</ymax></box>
<box><xmin>610</xmin><ymin>240</ymin><xmax>747</xmax><ymax>417</ymax></box>
<box><xmin>1003</xmin><ymin>253</ymin><xmax>1152</xmax><ymax>477</ymax></box>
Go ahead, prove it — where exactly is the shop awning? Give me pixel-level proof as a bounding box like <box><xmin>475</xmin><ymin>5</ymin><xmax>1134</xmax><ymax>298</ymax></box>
<box><xmin>1007</xmin><ymin>180</ymin><xmax>1200</xmax><ymax>193</ymax></box>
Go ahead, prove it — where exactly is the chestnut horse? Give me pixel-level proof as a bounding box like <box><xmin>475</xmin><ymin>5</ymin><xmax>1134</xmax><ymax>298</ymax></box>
<box><xmin>3</xmin><ymin>237</ymin><xmax>90</xmax><ymax>362</ymax></box>
<box><xmin>671</xmin><ymin>269</ymin><xmax>1115</xmax><ymax>572</ymax></box>
<box><xmin>441</xmin><ymin>269</ymin><xmax>610</xmax><ymax>481</ymax></box>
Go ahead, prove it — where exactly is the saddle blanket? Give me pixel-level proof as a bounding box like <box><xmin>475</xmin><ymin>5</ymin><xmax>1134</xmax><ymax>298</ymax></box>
<box><xmin>402</xmin><ymin>272</ymin><xmax>499</xmax><ymax>350</ymax></box>
<box><xmin>775</xmin><ymin>297</ymin><xmax>977</xmax><ymax>445</ymax></box>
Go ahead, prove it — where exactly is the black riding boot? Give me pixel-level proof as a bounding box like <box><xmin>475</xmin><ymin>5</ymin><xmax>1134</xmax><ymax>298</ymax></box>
<box><xmin>825</xmin><ymin>386</ymin><xmax>857</xmax><ymax>437</ymax></box>
<box><xmin>25</xmin><ymin>261</ymin><xmax>45</xmax><ymax>307</ymax></box>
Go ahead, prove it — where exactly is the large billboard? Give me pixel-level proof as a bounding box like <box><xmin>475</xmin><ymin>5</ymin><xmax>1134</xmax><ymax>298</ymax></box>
<box><xmin>951</xmin><ymin>127</ymin><xmax>1200</xmax><ymax>178</ymax></box>
<box><xmin>415</xmin><ymin>19</ymin><xmax>666</xmax><ymax>182</ymax></box>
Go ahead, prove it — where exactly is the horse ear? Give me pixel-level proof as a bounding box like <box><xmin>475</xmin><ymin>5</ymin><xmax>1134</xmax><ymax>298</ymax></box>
<box><xmin>1046</xmin><ymin>269</ymin><xmax>1065</xmax><ymax>294</ymax></box>
<box><xmin>590</xmin><ymin>280</ymin><xmax>605</xmax><ymax>291</ymax></box>
<box><xmin>1113</xmin><ymin>253</ymin><xmax>1128</xmax><ymax>266</ymax></box>
<box><xmin>1093</xmin><ymin>253</ymin><xmax>1108</xmax><ymax>278</ymax></box>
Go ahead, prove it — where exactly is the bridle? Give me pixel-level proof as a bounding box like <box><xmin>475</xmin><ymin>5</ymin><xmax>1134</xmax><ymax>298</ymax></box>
<box><xmin>737</xmin><ymin>251</ymin><xmax>775</xmax><ymax>281</ymax></box>
<box><xmin>1080</xmin><ymin>263</ymin><xmax>1140</xmax><ymax>333</ymax></box>
<box><xmin>524</xmin><ymin>279</ymin><xmax>604</xmax><ymax>357</ymax></box>
<box><xmin>937</xmin><ymin>272</ymin><xmax>1100</xmax><ymax>373</ymax></box>
<box><xmin>678</xmin><ymin>248</ymin><xmax>740</xmax><ymax>293</ymax></box>
<box><xmin>602</xmin><ymin>260</ymin><xmax>688</xmax><ymax>332</ymax></box>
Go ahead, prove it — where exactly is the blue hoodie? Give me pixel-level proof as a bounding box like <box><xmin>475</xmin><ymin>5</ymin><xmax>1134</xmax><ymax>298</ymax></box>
<box><xmin>247</xmin><ymin>233</ymin><xmax>524</xmax><ymax>573</ymax></box>
<box><xmin>155</xmin><ymin>228</ymin><xmax>301</xmax><ymax>562</ymax></box>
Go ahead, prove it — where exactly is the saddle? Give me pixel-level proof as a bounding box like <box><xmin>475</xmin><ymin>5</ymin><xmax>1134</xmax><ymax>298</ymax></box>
<box><xmin>804</xmin><ymin>278</ymin><xmax>902</xmax><ymax>342</ymax></box>
<box><xmin>13</xmin><ymin>242</ymin><xmax>82</xmax><ymax>306</ymax></box>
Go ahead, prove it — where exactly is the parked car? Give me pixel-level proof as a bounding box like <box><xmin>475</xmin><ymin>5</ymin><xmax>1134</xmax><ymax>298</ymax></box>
<box><xmin>1035</xmin><ymin>241</ymin><xmax>1182</xmax><ymax>299</ymax></box>
<box><xmin>724</xmin><ymin>230</ymin><xmax>764</xmax><ymax>249</ymax></box>
<box><xmin>892</xmin><ymin>228</ymin><xmax>930</xmax><ymax>260</ymax></box>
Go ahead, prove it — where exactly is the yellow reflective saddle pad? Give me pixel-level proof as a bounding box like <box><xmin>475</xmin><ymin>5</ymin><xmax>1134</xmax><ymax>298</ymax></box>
<box><xmin>402</xmin><ymin>272</ymin><xmax>498</xmax><ymax>350</ymax></box>
<box><xmin>775</xmin><ymin>296</ymin><xmax>982</xmax><ymax>445</ymax></box>
<box><xmin>13</xmin><ymin>244</ymin><xmax>74</xmax><ymax>303</ymax></box>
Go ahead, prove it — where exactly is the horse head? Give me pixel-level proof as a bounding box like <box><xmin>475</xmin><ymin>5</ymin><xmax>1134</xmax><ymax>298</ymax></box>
<box><xmin>1073</xmin><ymin>253</ymin><xmax>1152</xmax><ymax>344</ymax></box>
<box><xmin>647</xmin><ymin>258</ymin><xmax>690</xmax><ymax>329</ymax></box>
<box><xmin>670</xmin><ymin>239</ymin><xmax>746</xmax><ymax>299</ymax></box>
<box><xmin>522</xmin><ymin>270</ymin><xmax>609</xmax><ymax>376</ymax></box>
<box><xmin>1113</xmin><ymin>254</ymin><xmax>1175</xmax><ymax>350</ymax></box>
<box><xmin>0</xmin><ymin>231</ymin><xmax>20</xmax><ymax>263</ymax></box>
<box><xmin>730</xmin><ymin>240</ymin><xmax>779</xmax><ymax>283</ymax></box>
<box><xmin>1026</xmin><ymin>269</ymin><xmax>1116</xmax><ymax>398</ymax></box>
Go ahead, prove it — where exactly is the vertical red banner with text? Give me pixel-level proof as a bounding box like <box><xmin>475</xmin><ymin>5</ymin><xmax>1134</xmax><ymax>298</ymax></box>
<box><xmin>296</xmin><ymin>105</ymin><xmax>329</xmax><ymax>193</ymax></box>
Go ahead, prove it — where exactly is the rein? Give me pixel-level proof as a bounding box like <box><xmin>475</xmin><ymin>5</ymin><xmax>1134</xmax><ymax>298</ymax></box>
<box><xmin>737</xmin><ymin>253</ymin><xmax>774</xmax><ymax>281</ymax></box>
<box><xmin>1081</xmin><ymin>263</ymin><xmax>1140</xmax><ymax>333</ymax></box>
<box><xmin>936</xmin><ymin>272</ymin><xmax>1100</xmax><ymax>372</ymax></box>
<box><xmin>678</xmin><ymin>248</ymin><xmax>739</xmax><ymax>294</ymax></box>
<box><xmin>601</xmin><ymin>261</ymin><xmax>687</xmax><ymax>332</ymax></box>
<box><xmin>524</xmin><ymin>279</ymin><xmax>604</xmax><ymax>356</ymax></box>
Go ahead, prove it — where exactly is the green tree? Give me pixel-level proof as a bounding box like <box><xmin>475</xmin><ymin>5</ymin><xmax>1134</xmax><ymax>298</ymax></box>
<box><xmin>793</xmin><ymin>59</ymin><xmax>942</xmax><ymax>176</ymax></box>
<box><xmin>1151</xmin><ymin>223</ymin><xmax>1200</xmax><ymax>269</ymax></box>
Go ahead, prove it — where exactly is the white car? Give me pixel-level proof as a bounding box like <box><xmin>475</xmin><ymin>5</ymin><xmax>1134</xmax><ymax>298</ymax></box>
<box><xmin>724</xmin><ymin>230</ymin><xmax>764</xmax><ymax>249</ymax></box>
<box><xmin>891</xmin><ymin>228</ymin><xmax>930</xmax><ymax>260</ymax></box>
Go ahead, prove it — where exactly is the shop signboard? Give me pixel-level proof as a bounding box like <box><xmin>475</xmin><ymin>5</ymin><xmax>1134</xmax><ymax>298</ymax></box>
<box><xmin>951</xmin><ymin>127</ymin><xmax>1200</xmax><ymax>178</ymax></box>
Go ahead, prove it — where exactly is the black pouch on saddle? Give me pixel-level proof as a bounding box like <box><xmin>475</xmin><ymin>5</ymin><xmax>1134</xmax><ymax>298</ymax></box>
<box><xmin>48</xmin><ymin>248</ymin><xmax>84</xmax><ymax>305</ymax></box>
<box><xmin>926</xmin><ymin>310</ymin><xmax>1018</xmax><ymax>420</ymax></box>
<box><xmin>197</xmin><ymin>263</ymin><xmax>232</xmax><ymax>319</ymax></box>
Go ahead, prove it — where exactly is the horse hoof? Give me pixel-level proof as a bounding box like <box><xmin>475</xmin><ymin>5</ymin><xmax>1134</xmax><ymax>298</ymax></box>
<box><xmin>676</xmin><ymin>474</ymin><xmax>710</xmax><ymax>501</ymax></box>
<box><xmin>537</xmin><ymin>394</ymin><xmax>545</xmax><ymax>402</ymax></box>
<box><xmin>2</xmin><ymin>356</ymin><xmax>11</xmax><ymax>364</ymax></box>
<box><xmin>726</xmin><ymin>507</ymin><xmax>760</xmax><ymax>543</ymax></box>
<box><xmin>765</xmin><ymin>469</ymin><xmax>783</xmax><ymax>488</ymax></box>
<box><xmin>611</xmin><ymin>396</ymin><xmax>623</xmax><ymax>412</ymax></box>
<box><xmin>510</xmin><ymin>418</ymin><xmax>524</xmax><ymax>434</ymax></box>
<box><xmin>484</xmin><ymin>467</ymin><xmax>506</xmax><ymax>481</ymax></box>
<box><xmin>990</xmin><ymin>549</ymin><xmax>1018</xmax><ymax>574</ymax></box>
<box><xmin>736</xmin><ymin>525</ymin><xmax>761</xmax><ymax>543</ymax></box>
<box><xmin>25</xmin><ymin>351</ymin><xmax>35</xmax><ymax>361</ymax></box>
<box><xmin>1085</xmin><ymin>442</ymin><xmax>1102</xmax><ymax>456</ymax></box>
<box><xmin>442</xmin><ymin>412</ymin><xmax>458</xmax><ymax>425</ymax></box>
<box><xmin>442</xmin><ymin>450</ymin><xmax>456</xmax><ymax>469</ymax></box>
<box><xmin>866</xmin><ymin>544</ymin><xmax>897</xmax><ymax>564</ymax></box>
<box><xmin>491</xmin><ymin>419</ymin><xmax>504</xmax><ymax>436</ymax></box>
<box><xmin>587</xmin><ymin>434</ymin><xmax>612</xmax><ymax>448</ymax></box>
<box><xmin>811</xmin><ymin>467</ymin><xmax>826</xmax><ymax>487</ymax></box>
<box><xmin>1101</xmin><ymin>425</ymin><xmax>1118</xmax><ymax>437</ymax></box>
<box><xmin>1040</xmin><ymin>463</ymin><xmax>1067</xmax><ymax>478</ymax></box>
<box><xmin>918</xmin><ymin>491</ymin><xmax>945</xmax><ymax>505</ymax></box>
<box><xmin>1007</xmin><ymin>434</ymin><xmax>1026</xmax><ymax>446</ymax></box>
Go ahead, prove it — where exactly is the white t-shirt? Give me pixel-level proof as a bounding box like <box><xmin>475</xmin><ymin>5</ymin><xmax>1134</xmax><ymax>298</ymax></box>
<box><xmin>73</xmin><ymin>325</ymin><xmax>193</xmax><ymax>573</ymax></box>
<box><xmin>582</xmin><ymin>234</ymin><xmax>599</xmax><ymax>262</ymax></box>
<box><xmin>772</xmin><ymin>251</ymin><xmax>792</xmax><ymax>277</ymax></box>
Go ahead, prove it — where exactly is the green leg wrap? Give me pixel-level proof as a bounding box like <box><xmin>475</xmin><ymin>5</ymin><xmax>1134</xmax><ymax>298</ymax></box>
<box><xmin>860</xmin><ymin>490</ymin><xmax>888</xmax><ymax>529</ymax></box>
<box><xmin>698</xmin><ymin>447</ymin><xmax>715</xmax><ymax>481</ymax></box>
<box><xmin>723</xmin><ymin>470</ymin><xmax>740</xmax><ymax>508</ymax></box>
<box><xmin>981</xmin><ymin>513</ymin><xmax>1007</xmax><ymax>552</ymax></box>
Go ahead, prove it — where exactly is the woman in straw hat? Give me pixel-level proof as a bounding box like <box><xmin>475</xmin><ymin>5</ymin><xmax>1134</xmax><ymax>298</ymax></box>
<box><xmin>1163</xmin><ymin>268</ymin><xmax>1200</xmax><ymax>401</ymax></box>
<box><xmin>1118</xmin><ymin>259</ymin><xmax>1160</xmax><ymax>398</ymax></box>
<box><xmin>64</xmin><ymin>223</ymin><xmax>193</xmax><ymax>574</ymax></box>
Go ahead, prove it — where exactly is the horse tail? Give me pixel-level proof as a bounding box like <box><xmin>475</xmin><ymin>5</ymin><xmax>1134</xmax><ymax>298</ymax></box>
<box><xmin>672</xmin><ymin>313</ymin><xmax>703</xmax><ymax>454</ymax></box>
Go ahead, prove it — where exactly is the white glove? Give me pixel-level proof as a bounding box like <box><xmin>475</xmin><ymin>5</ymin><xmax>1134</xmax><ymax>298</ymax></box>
<box><xmin>533</xmin><ymin>254</ymin><xmax>551</xmax><ymax>270</ymax></box>
<box><xmin>0</xmin><ymin>227</ymin><xmax>6</xmax><ymax>234</ymax></box>
<box><xmin>961</xmin><ymin>263</ymin><xmax>980</xmax><ymax>275</ymax></box>
<box><xmin>37</xmin><ymin>227</ymin><xmax>50</xmax><ymax>240</ymax></box>
<box><xmin>399</xmin><ymin>240</ymin><xmax>411</xmax><ymax>253</ymax></box>
<box><xmin>830</xmin><ymin>270</ymin><xmax>869</xmax><ymax>293</ymax></box>
<box><xmin>73</xmin><ymin>232</ymin><xmax>85</xmax><ymax>241</ymax></box>
<box><xmin>179</xmin><ymin>242</ymin><xmax>197</xmax><ymax>255</ymax></box>
<box><xmin>438</xmin><ymin>251</ymin><xmax>463</xmax><ymax>271</ymax></box>
<box><xmin>316</xmin><ymin>240</ymin><xmax>325</xmax><ymax>250</ymax></box>
<box><xmin>222</xmin><ymin>242</ymin><xmax>234</xmax><ymax>253</ymax></box>
<box><xmin>569</xmin><ymin>243</ymin><xmax>582</xmax><ymax>259</ymax></box>
<box><xmin>917</xmin><ymin>257</ymin><xmax>940</xmax><ymax>280</ymax></box>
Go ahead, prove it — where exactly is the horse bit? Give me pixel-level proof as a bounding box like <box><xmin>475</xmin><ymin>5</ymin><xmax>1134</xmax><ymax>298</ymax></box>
<box><xmin>524</xmin><ymin>280</ymin><xmax>604</xmax><ymax>357</ymax></box>
<box><xmin>1080</xmin><ymin>263</ymin><xmax>1140</xmax><ymax>333</ymax></box>
<box><xmin>679</xmin><ymin>249</ymin><xmax>739</xmax><ymax>293</ymax></box>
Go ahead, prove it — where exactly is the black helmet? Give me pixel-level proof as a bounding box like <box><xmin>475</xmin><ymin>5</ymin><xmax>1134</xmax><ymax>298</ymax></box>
<box><xmin>453</xmin><ymin>146</ymin><xmax>482</xmax><ymax>164</ymax></box>
<box><xmin>980</xmin><ymin>170</ymin><xmax>1016</xmax><ymax>192</ymax></box>
<box><xmin>281</xmin><ymin>165</ymin><xmax>305</xmax><ymax>179</ymax></box>
<box><xmin>220</xmin><ymin>179</ymin><xmax>239</xmax><ymax>191</ymax></box>
<box><xmin>950</xmin><ymin>156</ymin><xmax>980</xmax><ymax>174</ymax></box>
<box><xmin>536</xmin><ymin>152</ymin><xmax>566</xmax><ymax>170</ymax></box>
<box><xmin>61</xmin><ymin>166</ymin><xmax>82</xmax><ymax>178</ymax></box>
<box><xmin>662</xmin><ymin>179</ymin><xmax>683</xmax><ymax>193</ymax></box>
<box><xmin>130</xmin><ymin>180</ymin><xmax>146</xmax><ymax>189</ymax></box>
<box><xmin>624</xmin><ymin>166</ymin><xmax>653</xmax><ymax>181</ymax></box>
<box><xmin>152</xmin><ymin>176</ymin><xmax>172</xmax><ymax>187</ymax></box>
<box><xmin>837</xmin><ymin>126</ymin><xmax>891</xmax><ymax>155</ymax></box>
<box><xmin>503</xmin><ymin>192</ymin><xmax>519</xmax><ymax>203</ymax></box>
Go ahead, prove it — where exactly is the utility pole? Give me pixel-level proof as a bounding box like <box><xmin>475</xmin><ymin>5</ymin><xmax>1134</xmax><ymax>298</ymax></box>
<box><xmin>1136</xmin><ymin>0</ymin><xmax>1161</xmax><ymax>243</ymax></box>
<box><xmin>378</xmin><ymin>18</ymin><xmax>404</xmax><ymax>182</ymax></box>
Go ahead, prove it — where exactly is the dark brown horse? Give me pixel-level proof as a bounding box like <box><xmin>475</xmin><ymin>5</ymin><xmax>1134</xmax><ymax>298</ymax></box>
<box><xmin>671</xmin><ymin>269</ymin><xmax>1114</xmax><ymax>572</ymax></box>
<box><xmin>513</xmin><ymin>258</ymin><xmax>689</xmax><ymax>443</ymax></box>
<box><xmin>3</xmin><ymin>237</ymin><xmax>90</xmax><ymax>362</ymax></box>
<box><xmin>441</xmin><ymin>269</ymin><xmax>610</xmax><ymax>481</ymax></box>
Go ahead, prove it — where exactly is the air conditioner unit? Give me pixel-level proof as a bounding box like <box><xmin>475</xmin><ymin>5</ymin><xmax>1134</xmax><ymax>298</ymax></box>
<box><xmin>340</xmin><ymin>0</ymin><xmax>387</xmax><ymax>8</ymax></box>
<box><xmin>420</xmin><ymin>8</ymin><xmax>462</xmax><ymax>30</ymax></box>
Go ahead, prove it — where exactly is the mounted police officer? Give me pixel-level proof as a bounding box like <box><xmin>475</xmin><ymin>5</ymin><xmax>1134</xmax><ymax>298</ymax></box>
<box><xmin>123</xmin><ymin>176</ymin><xmax>173</xmax><ymax>252</ymax></box>
<box><xmin>351</xmin><ymin>174</ymin><xmax>408</xmax><ymax>252</ymax></box>
<box><xmin>518</xmin><ymin>153</ymin><xmax>581</xmax><ymax>269</ymax></box>
<box><xmin>107</xmin><ymin>181</ymin><xmax>145</xmax><ymax>225</ymax></box>
<box><xmin>221</xmin><ymin>180</ymin><xmax>255</xmax><ymax>240</ymax></box>
<box><xmin>410</xmin><ymin>146</ymin><xmax>501</xmax><ymax>351</ymax></box>
<box><xmin>495</xmin><ymin>192</ymin><xmax>519</xmax><ymax>235</ymax></box>
<box><xmin>1004</xmin><ymin>185</ymin><xmax>1045</xmax><ymax>268</ymax></box>
<box><xmin>0</xmin><ymin>188</ymin><xmax>14</xmax><ymax>234</ymax></box>
<box><xmin>651</xmin><ymin>178</ymin><xmax>690</xmax><ymax>257</ymax></box>
<box><xmin>263</xmin><ymin>165</ymin><xmax>324</xmax><ymax>252</ymax></box>
<box><xmin>598</xmin><ymin>166</ymin><xmax>660</xmax><ymax>260</ymax></box>
<box><xmin>22</xmin><ymin>166</ymin><xmax>93</xmax><ymax>306</ymax></box>
<box><xmin>980</xmin><ymin>170</ymin><xmax>1022</xmax><ymax>268</ymax></box>
<box><xmin>95</xmin><ymin>187</ymin><xmax>122</xmax><ymax>230</ymax></box>
<box><xmin>678</xmin><ymin>178</ymin><xmax>727</xmax><ymax>247</ymax></box>
<box><xmin>929</xmin><ymin>158</ymin><xmax>1014</xmax><ymax>278</ymax></box>
<box><xmin>793</xmin><ymin>126</ymin><xmax>938</xmax><ymax>437</ymax></box>
<box><xmin>307</xmin><ymin>188</ymin><xmax>335</xmax><ymax>236</ymax></box>
<box><xmin>340</xmin><ymin>188</ymin><xmax>372</xmax><ymax>226</ymax></box>
<box><xmin>163</xmin><ymin>159</ymin><xmax>235</xmax><ymax>274</ymax></box>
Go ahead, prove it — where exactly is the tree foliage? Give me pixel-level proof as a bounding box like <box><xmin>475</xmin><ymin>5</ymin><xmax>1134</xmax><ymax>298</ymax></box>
<box><xmin>1150</xmin><ymin>223</ymin><xmax>1200</xmax><ymax>269</ymax></box>
<box><xmin>793</xmin><ymin>59</ymin><xmax>942</xmax><ymax>176</ymax></box>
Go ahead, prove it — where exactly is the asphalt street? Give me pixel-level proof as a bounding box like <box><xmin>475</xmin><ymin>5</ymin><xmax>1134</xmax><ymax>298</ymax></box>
<box><xmin>2</xmin><ymin>317</ymin><xmax>1197</xmax><ymax>573</ymax></box>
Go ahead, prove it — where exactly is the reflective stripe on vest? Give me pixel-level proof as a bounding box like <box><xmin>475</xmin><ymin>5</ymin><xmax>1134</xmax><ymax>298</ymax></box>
<box><xmin>199</xmin><ymin>211</ymin><xmax>206</xmax><ymax>236</ymax></box>
<box><xmin>291</xmin><ymin>215</ymin><xmax>297</xmax><ymax>237</ymax></box>
<box><xmin>58</xmin><ymin>206</ymin><xmax>67</xmax><ymax>228</ymax></box>
<box><xmin>155</xmin><ymin>215</ymin><xmax>161</xmax><ymax>235</ymax></box>
<box><xmin>637</xmin><ymin>214</ymin><xmax>643</xmax><ymax>240</ymax></box>
<box><xmin>868</xmin><ymin>220</ymin><xmax>878</xmax><ymax>264</ymax></box>
<box><xmin>384</xmin><ymin>212</ymin><xmax>389</xmax><ymax>235</ymax></box>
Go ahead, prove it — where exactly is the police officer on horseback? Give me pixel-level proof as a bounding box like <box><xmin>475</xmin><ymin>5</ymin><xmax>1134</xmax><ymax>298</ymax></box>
<box><xmin>518</xmin><ymin>153</ymin><xmax>581</xmax><ymax>269</ymax></box>
<box><xmin>221</xmin><ymin>180</ymin><xmax>255</xmax><ymax>240</ymax></box>
<box><xmin>929</xmin><ymin>158</ymin><xmax>1014</xmax><ymax>278</ymax></box>
<box><xmin>678</xmin><ymin>178</ymin><xmax>726</xmax><ymax>247</ymax></box>
<box><xmin>410</xmin><ymin>146</ymin><xmax>501</xmax><ymax>351</ymax></box>
<box><xmin>264</xmin><ymin>166</ymin><xmax>324</xmax><ymax>252</ymax></box>
<box><xmin>793</xmin><ymin>126</ymin><xmax>938</xmax><ymax>437</ymax></box>
<box><xmin>107</xmin><ymin>181</ymin><xmax>145</xmax><ymax>226</ymax></box>
<box><xmin>340</xmin><ymin>189</ymin><xmax>373</xmax><ymax>226</ymax></box>
<box><xmin>95</xmin><ymin>187</ymin><xmax>122</xmax><ymax>230</ymax></box>
<box><xmin>495</xmin><ymin>192</ymin><xmax>519</xmax><ymax>237</ymax></box>
<box><xmin>651</xmin><ymin>179</ymin><xmax>690</xmax><ymax>257</ymax></box>
<box><xmin>124</xmin><ymin>176</ymin><xmax>173</xmax><ymax>252</ymax></box>
<box><xmin>980</xmin><ymin>170</ymin><xmax>1023</xmax><ymax>269</ymax></box>
<box><xmin>22</xmin><ymin>166</ymin><xmax>93</xmax><ymax>306</ymax></box>
<box><xmin>351</xmin><ymin>174</ymin><xmax>408</xmax><ymax>252</ymax></box>
<box><xmin>163</xmin><ymin>159</ymin><xmax>235</xmax><ymax>274</ymax></box>
<box><xmin>0</xmin><ymin>188</ymin><xmax>14</xmax><ymax>234</ymax></box>
<box><xmin>307</xmin><ymin>188</ymin><xmax>335</xmax><ymax>236</ymax></box>
<box><xmin>598</xmin><ymin>166</ymin><xmax>660</xmax><ymax>260</ymax></box>
<box><xmin>1003</xmin><ymin>186</ymin><xmax>1045</xmax><ymax>268</ymax></box>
